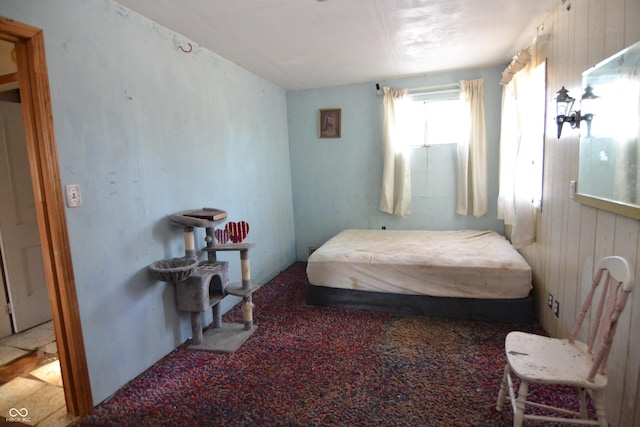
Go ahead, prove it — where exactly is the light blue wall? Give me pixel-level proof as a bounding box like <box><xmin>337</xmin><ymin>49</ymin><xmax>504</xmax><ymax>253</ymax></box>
<box><xmin>0</xmin><ymin>0</ymin><xmax>296</xmax><ymax>404</ymax></box>
<box><xmin>288</xmin><ymin>67</ymin><xmax>506</xmax><ymax>260</ymax></box>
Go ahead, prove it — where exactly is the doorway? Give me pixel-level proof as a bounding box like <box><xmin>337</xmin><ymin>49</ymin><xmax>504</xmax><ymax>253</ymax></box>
<box><xmin>0</xmin><ymin>95</ymin><xmax>52</xmax><ymax>335</ymax></box>
<box><xmin>0</xmin><ymin>17</ymin><xmax>93</xmax><ymax>416</ymax></box>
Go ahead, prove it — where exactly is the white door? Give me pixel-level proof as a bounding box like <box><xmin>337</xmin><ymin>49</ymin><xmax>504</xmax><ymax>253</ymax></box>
<box><xmin>0</xmin><ymin>101</ymin><xmax>51</xmax><ymax>336</ymax></box>
<box><xmin>0</xmin><ymin>257</ymin><xmax>11</xmax><ymax>338</ymax></box>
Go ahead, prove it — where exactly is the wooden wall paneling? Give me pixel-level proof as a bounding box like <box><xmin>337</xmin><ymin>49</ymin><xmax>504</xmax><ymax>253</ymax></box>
<box><xmin>559</xmin><ymin>4</ymin><xmax>584</xmax><ymax>336</ymax></box>
<box><xmin>574</xmin><ymin>0</ymin><xmax>602</xmax><ymax>348</ymax></box>
<box><xmin>593</xmin><ymin>212</ymin><xmax>616</xmax><ymax>263</ymax></box>
<box><xmin>532</xmin><ymin>13</ymin><xmax>554</xmax><ymax>325</ymax></box>
<box><xmin>605</xmin><ymin>0</ymin><xmax>626</xmax><ymax>54</ymax></box>
<box><xmin>538</xmin><ymin>159</ymin><xmax>554</xmax><ymax>330</ymax></box>
<box><xmin>539</xmin><ymin>8</ymin><xmax>555</xmax><ymax>332</ymax></box>
<box><xmin>625</xmin><ymin>0</ymin><xmax>640</xmax><ymax>45</ymax></box>
<box><xmin>623</xmin><ymin>1</ymin><xmax>640</xmax><ymax>422</ymax></box>
<box><xmin>555</xmin><ymin>7</ymin><xmax>575</xmax><ymax>337</ymax></box>
<box><xmin>590</xmin><ymin>211</ymin><xmax>617</xmax><ymax>386</ymax></box>
<box><xmin>562</xmin><ymin>0</ymin><xmax>590</xmax><ymax>337</ymax></box>
<box><xmin>576</xmin><ymin>206</ymin><xmax>597</xmax><ymax>344</ymax></box>
<box><xmin>555</xmin><ymin>158</ymin><xmax>575</xmax><ymax>337</ymax></box>
<box><xmin>604</xmin><ymin>0</ymin><xmax>625</xmax><ymax>57</ymax></box>
<box><xmin>587</xmin><ymin>0</ymin><xmax>606</xmax><ymax>67</ymax></box>
<box><xmin>522</xmin><ymin>1</ymin><xmax>640</xmax><ymax>424</ymax></box>
<box><xmin>581</xmin><ymin>0</ymin><xmax>609</xmax><ymax>344</ymax></box>
<box><xmin>623</xmin><ymin>6</ymin><xmax>640</xmax><ymax>424</ymax></box>
<box><xmin>610</xmin><ymin>216</ymin><xmax>640</xmax><ymax>427</ymax></box>
<box><xmin>544</xmin><ymin>7</ymin><xmax>571</xmax><ymax>336</ymax></box>
<box><xmin>560</xmin><ymin>204</ymin><xmax>580</xmax><ymax>335</ymax></box>
<box><xmin>526</xmin><ymin>29</ymin><xmax>551</xmax><ymax>322</ymax></box>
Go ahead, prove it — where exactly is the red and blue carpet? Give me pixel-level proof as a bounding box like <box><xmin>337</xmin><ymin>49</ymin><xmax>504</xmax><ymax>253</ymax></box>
<box><xmin>76</xmin><ymin>262</ymin><xmax>578</xmax><ymax>426</ymax></box>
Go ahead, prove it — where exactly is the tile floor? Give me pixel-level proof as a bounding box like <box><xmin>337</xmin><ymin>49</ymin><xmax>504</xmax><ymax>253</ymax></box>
<box><xmin>0</xmin><ymin>322</ymin><xmax>78</xmax><ymax>426</ymax></box>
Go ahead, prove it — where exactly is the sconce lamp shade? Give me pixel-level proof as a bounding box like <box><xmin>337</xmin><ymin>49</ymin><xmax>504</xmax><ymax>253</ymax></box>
<box><xmin>556</xmin><ymin>86</ymin><xmax>575</xmax><ymax>117</ymax></box>
<box><xmin>581</xmin><ymin>85</ymin><xmax>598</xmax><ymax>100</ymax></box>
<box><xmin>554</xmin><ymin>86</ymin><xmax>596</xmax><ymax>139</ymax></box>
<box><xmin>555</xmin><ymin>86</ymin><xmax>577</xmax><ymax>139</ymax></box>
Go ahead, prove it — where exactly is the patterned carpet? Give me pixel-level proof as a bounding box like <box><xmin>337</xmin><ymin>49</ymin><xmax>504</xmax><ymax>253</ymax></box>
<box><xmin>77</xmin><ymin>262</ymin><xmax>574</xmax><ymax>427</ymax></box>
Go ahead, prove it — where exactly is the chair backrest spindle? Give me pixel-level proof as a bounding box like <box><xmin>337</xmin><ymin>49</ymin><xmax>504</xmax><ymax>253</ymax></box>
<box><xmin>588</xmin><ymin>272</ymin><xmax>611</xmax><ymax>354</ymax></box>
<box><xmin>569</xmin><ymin>268</ymin><xmax>603</xmax><ymax>344</ymax></box>
<box><xmin>588</xmin><ymin>280</ymin><xmax>630</xmax><ymax>380</ymax></box>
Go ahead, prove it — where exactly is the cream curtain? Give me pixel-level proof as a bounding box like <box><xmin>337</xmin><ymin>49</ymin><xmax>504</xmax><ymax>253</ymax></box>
<box><xmin>497</xmin><ymin>61</ymin><xmax>546</xmax><ymax>249</ymax></box>
<box><xmin>379</xmin><ymin>87</ymin><xmax>412</xmax><ymax>217</ymax></box>
<box><xmin>380</xmin><ymin>87</ymin><xmax>411</xmax><ymax>217</ymax></box>
<box><xmin>456</xmin><ymin>79</ymin><xmax>487</xmax><ymax>217</ymax></box>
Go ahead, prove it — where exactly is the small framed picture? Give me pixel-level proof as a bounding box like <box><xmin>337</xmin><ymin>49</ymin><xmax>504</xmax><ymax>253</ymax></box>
<box><xmin>318</xmin><ymin>108</ymin><xmax>341</xmax><ymax>138</ymax></box>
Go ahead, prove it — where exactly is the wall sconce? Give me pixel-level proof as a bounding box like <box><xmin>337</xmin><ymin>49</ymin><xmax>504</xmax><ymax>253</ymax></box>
<box><xmin>555</xmin><ymin>86</ymin><xmax>594</xmax><ymax>139</ymax></box>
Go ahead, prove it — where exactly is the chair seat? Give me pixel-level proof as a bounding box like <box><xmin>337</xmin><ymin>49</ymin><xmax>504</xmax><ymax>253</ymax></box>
<box><xmin>505</xmin><ymin>331</ymin><xmax>607</xmax><ymax>389</ymax></box>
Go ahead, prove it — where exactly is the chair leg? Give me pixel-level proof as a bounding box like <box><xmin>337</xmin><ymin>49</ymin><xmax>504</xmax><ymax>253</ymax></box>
<box><xmin>578</xmin><ymin>388</ymin><xmax>588</xmax><ymax>419</ymax></box>
<box><xmin>496</xmin><ymin>363</ymin><xmax>510</xmax><ymax>411</ymax></box>
<box><xmin>514</xmin><ymin>379</ymin><xmax>529</xmax><ymax>427</ymax></box>
<box><xmin>590</xmin><ymin>390</ymin><xmax>608</xmax><ymax>427</ymax></box>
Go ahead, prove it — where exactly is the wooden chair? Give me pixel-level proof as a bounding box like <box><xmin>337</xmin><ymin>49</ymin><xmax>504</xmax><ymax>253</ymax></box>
<box><xmin>496</xmin><ymin>256</ymin><xmax>633</xmax><ymax>427</ymax></box>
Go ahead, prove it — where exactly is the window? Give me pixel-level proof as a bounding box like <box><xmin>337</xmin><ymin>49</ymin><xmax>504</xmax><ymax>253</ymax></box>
<box><xmin>404</xmin><ymin>98</ymin><xmax>464</xmax><ymax>148</ymax></box>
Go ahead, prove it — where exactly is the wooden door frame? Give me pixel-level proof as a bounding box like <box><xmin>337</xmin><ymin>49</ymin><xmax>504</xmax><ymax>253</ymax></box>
<box><xmin>0</xmin><ymin>17</ymin><xmax>93</xmax><ymax>416</ymax></box>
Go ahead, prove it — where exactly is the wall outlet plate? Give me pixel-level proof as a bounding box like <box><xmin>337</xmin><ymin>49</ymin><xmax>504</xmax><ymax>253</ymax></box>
<box><xmin>569</xmin><ymin>180</ymin><xmax>576</xmax><ymax>199</ymax></box>
<box><xmin>553</xmin><ymin>300</ymin><xmax>560</xmax><ymax>318</ymax></box>
<box><xmin>66</xmin><ymin>184</ymin><xmax>82</xmax><ymax>207</ymax></box>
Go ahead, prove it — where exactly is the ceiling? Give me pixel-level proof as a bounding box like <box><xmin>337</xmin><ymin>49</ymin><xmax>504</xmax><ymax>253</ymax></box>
<box><xmin>115</xmin><ymin>0</ymin><xmax>556</xmax><ymax>91</ymax></box>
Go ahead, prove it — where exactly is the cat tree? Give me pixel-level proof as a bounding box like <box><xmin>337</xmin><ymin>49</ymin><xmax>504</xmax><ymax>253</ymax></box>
<box><xmin>149</xmin><ymin>208</ymin><xmax>258</xmax><ymax>352</ymax></box>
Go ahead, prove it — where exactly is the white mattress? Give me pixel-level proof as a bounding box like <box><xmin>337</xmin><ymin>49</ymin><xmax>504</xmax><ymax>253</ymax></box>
<box><xmin>306</xmin><ymin>229</ymin><xmax>532</xmax><ymax>299</ymax></box>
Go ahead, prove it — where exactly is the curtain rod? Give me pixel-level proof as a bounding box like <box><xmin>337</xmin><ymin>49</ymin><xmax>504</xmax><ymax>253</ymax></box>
<box><xmin>407</xmin><ymin>82</ymin><xmax>460</xmax><ymax>93</ymax></box>
<box><xmin>375</xmin><ymin>82</ymin><xmax>460</xmax><ymax>95</ymax></box>
<box><xmin>500</xmin><ymin>49</ymin><xmax>531</xmax><ymax>85</ymax></box>
<box><xmin>409</xmin><ymin>89</ymin><xmax>460</xmax><ymax>97</ymax></box>
<box><xmin>500</xmin><ymin>34</ymin><xmax>551</xmax><ymax>85</ymax></box>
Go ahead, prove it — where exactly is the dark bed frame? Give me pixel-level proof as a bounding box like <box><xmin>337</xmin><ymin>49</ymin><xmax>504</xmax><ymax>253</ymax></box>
<box><xmin>306</xmin><ymin>282</ymin><xmax>534</xmax><ymax>324</ymax></box>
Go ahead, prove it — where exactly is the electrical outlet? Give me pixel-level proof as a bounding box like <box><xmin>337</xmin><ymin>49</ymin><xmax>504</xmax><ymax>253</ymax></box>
<box><xmin>548</xmin><ymin>293</ymin><xmax>554</xmax><ymax>308</ymax></box>
<box><xmin>553</xmin><ymin>300</ymin><xmax>560</xmax><ymax>318</ymax></box>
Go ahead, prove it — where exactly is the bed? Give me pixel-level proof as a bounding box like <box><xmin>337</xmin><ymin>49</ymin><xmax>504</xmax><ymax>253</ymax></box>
<box><xmin>306</xmin><ymin>229</ymin><xmax>534</xmax><ymax>323</ymax></box>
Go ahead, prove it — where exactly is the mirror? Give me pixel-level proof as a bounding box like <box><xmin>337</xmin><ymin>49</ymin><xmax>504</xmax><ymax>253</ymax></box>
<box><xmin>575</xmin><ymin>40</ymin><xmax>640</xmax><ymax>220</ymax></box>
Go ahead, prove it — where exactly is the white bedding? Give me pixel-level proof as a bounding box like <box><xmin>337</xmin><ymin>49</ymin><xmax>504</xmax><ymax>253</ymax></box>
<box><xmin>306</xmin><ymin>229</ymin><xmax>532</xmax><ymax>299</ymax></box>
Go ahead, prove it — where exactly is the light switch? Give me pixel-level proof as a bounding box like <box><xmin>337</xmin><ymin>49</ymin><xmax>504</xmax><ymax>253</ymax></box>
<box><xmin>569</xmin><ymin>180</ymin><xmax>576</xmax><ymax>199</ymax></box>
<box><xmin>66</xmin><ymin>184</ymin><xmax>82</xmax><ymax>207</ymax></box>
